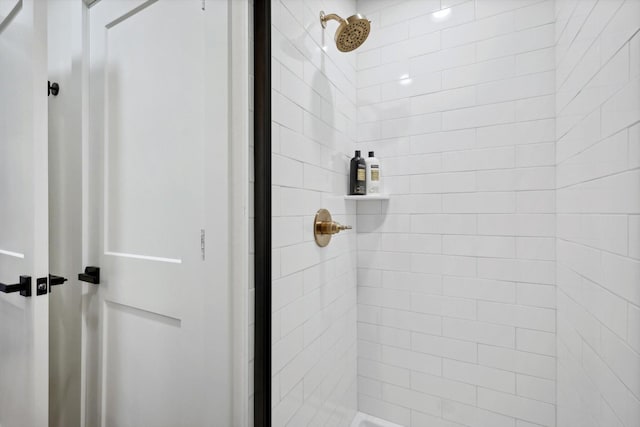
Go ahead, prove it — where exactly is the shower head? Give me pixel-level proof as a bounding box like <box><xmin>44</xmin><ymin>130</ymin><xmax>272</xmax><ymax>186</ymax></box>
<box><xmin>320</xmin><ymin>11</ymin><xmax>371</xmax><ymax>52</ymax></box>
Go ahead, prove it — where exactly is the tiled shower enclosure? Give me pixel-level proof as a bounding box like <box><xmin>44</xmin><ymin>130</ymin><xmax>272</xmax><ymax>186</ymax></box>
<box><xmin>256</xmin><ymin>1</ymin><xmax>640</xmax><ymax>426</ymax></box>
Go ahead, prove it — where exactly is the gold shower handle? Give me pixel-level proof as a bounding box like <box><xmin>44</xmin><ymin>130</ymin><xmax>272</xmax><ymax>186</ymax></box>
<box><xmin>316</xmin><ymin>220</ymin><xmax>352</xmax><ymax>235</ymax></box>
<box><xmin>314</xmin><ymin>209</ymin><xmax>352</xmax><ymax>247</ymax></box>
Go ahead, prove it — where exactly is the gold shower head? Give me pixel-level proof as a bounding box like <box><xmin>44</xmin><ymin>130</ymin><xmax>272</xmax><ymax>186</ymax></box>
<box><xmin>320</xmin><ymin>11</ymin><xmax>371</xmax><ymax>52</ymax></box>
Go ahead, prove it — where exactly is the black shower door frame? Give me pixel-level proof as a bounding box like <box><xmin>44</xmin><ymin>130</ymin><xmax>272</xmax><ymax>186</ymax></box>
<box><xmin>253</xmin><ymin>1</ymin><xmax>271</xmax><ymax>426</ymax></box>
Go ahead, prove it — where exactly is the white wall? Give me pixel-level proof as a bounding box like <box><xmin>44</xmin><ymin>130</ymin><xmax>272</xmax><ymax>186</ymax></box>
<box><xmin>354</xmin><ymin>1</ymin><xmax>558</xmax><ymax>426</ymax></box>
<box><xmin>555</xmin><ymin>1</ymin><xmax>640</xmax><ymax>426</ymax></box>
<box><xmin>269</xmin><ymin>0</ymin><xmax>359</xmax><ymax>425</ymax></box>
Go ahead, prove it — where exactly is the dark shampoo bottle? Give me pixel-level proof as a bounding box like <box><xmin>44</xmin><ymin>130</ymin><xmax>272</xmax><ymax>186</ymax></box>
<box><xmin>350</xmin><ymin>150</ymin><xmax>367</xmax><ymax>195</ymax></box>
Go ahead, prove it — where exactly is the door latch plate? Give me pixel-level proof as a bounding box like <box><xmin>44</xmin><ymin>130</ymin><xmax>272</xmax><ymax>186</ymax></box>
<box><xmin>36</xmin><ymin>277</ymin><xmax>48</xmax><ymax>296</ymax></box>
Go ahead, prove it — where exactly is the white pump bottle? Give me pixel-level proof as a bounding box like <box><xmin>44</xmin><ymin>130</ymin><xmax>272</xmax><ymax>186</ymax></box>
<box><xmin>365</xmin><ymin>151</ymin><xmax>381</xmax><ymax>194</ymax></box>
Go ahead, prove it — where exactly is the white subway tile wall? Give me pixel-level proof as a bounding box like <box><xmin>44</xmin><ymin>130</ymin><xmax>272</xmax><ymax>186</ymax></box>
<box><xmin>555</xmin><ymin>1</ymin><xmax>640</xmax><ymax>427</ymax></box>
<box><xmin>268</xmin><ymin>0</ymin><xmax>359</xmax><ymax>426</ymax></box>
<box><xmin>354</xmin><ymin>0</ymin><xmax>558</xmax><ymax>426</ymax></box>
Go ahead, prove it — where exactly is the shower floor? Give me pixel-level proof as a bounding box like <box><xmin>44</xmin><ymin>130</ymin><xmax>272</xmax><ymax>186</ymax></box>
<box><xmin>350</xmin><ymin>412</ymin><xmax>404</xmax><ymax>427</ymax></box>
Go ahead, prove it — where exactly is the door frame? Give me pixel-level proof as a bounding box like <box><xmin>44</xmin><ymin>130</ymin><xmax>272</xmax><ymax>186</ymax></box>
<box><xmin>230</xmin><ymin>1</ymin><xmax>251</xmax><ymax>426</ymax></box>
<box><xmin>70</xmin><ymin>1</ymin><xmax>251</xmax><ymax>425</ymax></box>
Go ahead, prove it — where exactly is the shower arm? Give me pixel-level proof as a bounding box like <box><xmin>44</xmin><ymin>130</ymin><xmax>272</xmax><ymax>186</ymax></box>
<box><xmin>320</xmin><ymin>12</ymin><xmax>345</xmax><ymax>29</ymax></box>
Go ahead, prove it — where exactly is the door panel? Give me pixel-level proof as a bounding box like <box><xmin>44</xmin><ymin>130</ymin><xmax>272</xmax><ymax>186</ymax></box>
<box><xmin>104</xmin><ymin>1</ymin><xmax>203</xmax><ymax>263</ymax></box>
<box><xmin>85</xmin><ymin>1</ymin><xmax>231</xmax><ymax>426</ymax></box>
<box><xmin>103</xmin><ymin>301</ymin><xmax>183</xmax><ymax>427</ymax></box>
<box><xmin>0</xmin><ymin>1</ymin><xmax>49</xmax><ymax>427</ymax></box>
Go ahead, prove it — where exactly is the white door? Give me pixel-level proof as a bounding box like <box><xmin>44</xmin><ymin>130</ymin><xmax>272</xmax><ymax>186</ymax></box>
<box><xmin>83</xmin><ymin>1</ymin><xmax>231</xmax><ymax>426</ymax></box>
<box><xmin>0</xmin><ymin>1</ymin><xmax>50</xmax><ymax>427</ymax></box>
